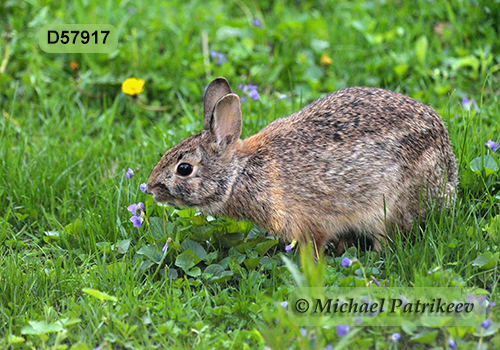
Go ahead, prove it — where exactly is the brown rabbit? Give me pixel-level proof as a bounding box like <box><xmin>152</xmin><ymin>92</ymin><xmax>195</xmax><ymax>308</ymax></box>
<box><xmin>146</xmin><ymin>77</ymin><xmax>457</xmax><ymax>255</ymax></box>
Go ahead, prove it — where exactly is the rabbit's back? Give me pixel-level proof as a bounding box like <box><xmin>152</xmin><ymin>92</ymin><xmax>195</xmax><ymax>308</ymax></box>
<box><xmin>231</xmin><ymin>87</ymin><xmax>457</xmax><ymax>250</ymax></box>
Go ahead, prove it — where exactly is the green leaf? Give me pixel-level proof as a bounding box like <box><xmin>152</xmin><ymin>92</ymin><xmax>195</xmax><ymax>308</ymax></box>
<box><xmin>470</xmin><ymin>155</ymin><xmax>498</xmax><ymax>176</ymax></box>
<box><xmin>136</xmin><ymin>244</ymin><xmax>163</xmax><ymax>264</ymax></box>
<box><xmin>82</xmin><ymin>288</ymin><xmax>118</xmax><ymax>302</ymax></box>
<box><xmin>254</xmin><ymin>239</ymin><xmax>279</xmax><ymax>256</ymax></box>
<box><xmin>228</xmin><ymin>249</ymin><xmax>246</xmax><ymax>264</ymax></box>
<box><xmin>203</xmin><ymin>264</ymin><xmax>225</xmax><ymax>278</ymax></box>
<box><xmin>95</xmin><ymin>241</ymin><xmax>112</xmax><ymax>254</ymax></box>
<box><xmin>59</xmin><ymin>318</ymin><xmax>81</xmax><ymax>327</ymax></box>
<box><xmin>64</xmin><ymin>218</ymin><xmax>82</xmax><ymax>235</ymax></box>
<box><xmin>113</xmin><ymin>239</ymin><xmax>130</xmax><ymax>254</ymax></box>
<box><xmin>149</xmin><ymin>217</ymin><xmax>175</xmax><ymax>240</ymax></box>
<box><xmin>235</xmin><ymin>240</ymin><xmax>258</xmax><ymax>253</ymax></box>
<box><xmin>472</xmin><ymin>252</ymin><xmax>499</xmax><ymax>270</ymax></box>
<box><xmin>451</xmin><ymin>56</ymin><xmax>480</xmax><ymax>75</ymax></box>
<box><xmin>157</xmin><ymin>320</ymin><xmax>178</xmax><ymax>334</ymax></box>
<box><xmin>43</xmin><ymin>231</ymin><xmax>60</xmax><ymax>242</ymax></box>
<box><xmin>244</xmin><ymin>257</ymin><xmax>261</xmax><ymax>270</ymax></box>
<box><xmin>181</xmin><ymin>240</ymin><xmax>207</xmax><ymax>260</ymax></box>
<box><xmin>470</xmin><ymin>157</ymin><xmax>482</xmax><ymax>173</ymax></box>
<box><xmin>21</xmin><ymin>320</ymin><xmax>64</xmax><ymax>335</ymax></box>
<box><xmin>14</xmin><ymin>213</ymin><xmax>28</xmax><ymax>221</ymax></box>
<box><xmin>174</xmin><ymin>208</ymin><xmax>196</xmax><ymax>218</ymax></box>
<box><xmin>175</xmin><ymin>249</ymin><xmax>201</xmax><ymax>272</ymax></box>
<box><xmin>415</xmin><ymin>35</ymin><xmax>428</xmax><ymax>65</ymax></box>
<box><xmin>209</xmin><ymin>305</ymin><xmax>232</xmax><ymax>316</ymax></box>
<box><xmin>260</xmin><ymin>257</ymin><xmax>279</xmax><ymax>270</ymax></box>
<box><xmin>310</xmin><ymin>39</ymin><xmax>330</xmax><ymax>53</ymax></box>
<box><xmin>229</xmin><ymin>258</ymin><xmax>248</xmax><ymax>278</ymax></box>
<box><xmin>210</xmin><ymin>270</ymin><xmax>234</xmax><ymax>283</ymax></box>
<box><xmin>167</xmin><ymin>268</ymin><xmax>178</xmax><ymax>279</ymax></box>
<box><xmin>187</xmin><ymin>267</ymin><xmax>201</xmax><ymax>277</ymax></box>
<box><xmin>203</xmin><ymin>251</ymin><xmax>218</xmax><ymax>264</ymax></box>
<box><xmin>394</xmin><ymin>64</ymin><xmax>409</xmax><ymax>78</ymax></box>
<box><xmin>221</xmin><ymin>232</ymin><xmax>245</xmax><ymax>247</ymax></box>
<box><xmin>337</xmin><ymin>275</ymin><xmax>354</xmax><ymax>287</ymax></box>
<box><xmin>70</xmin><ymin>343</ymin><xmax>91</xmax><ymax>350</ymax></box>
<box><xmin>246</xmin><ymin>225</ymin><xmax>261</xmax><ymax>239</ymax></box>
<box><xmin>7</xmin><ymin>334</ymin><xmax>25</xmax><ymax>344</ymax></box>
<box><xmin>411</xmin><ymin>330</ymin><xmax>439</xmax><ymax>344</ymax></box>
<box><xmin>216</xmin><ymin>26</ymin><xmax>247</xmax><ymax>40</ymax></box>
<box><xmin>447</xmin><ymin>238</ymin><xmax>461</xmax><ymax>248</ymax></box>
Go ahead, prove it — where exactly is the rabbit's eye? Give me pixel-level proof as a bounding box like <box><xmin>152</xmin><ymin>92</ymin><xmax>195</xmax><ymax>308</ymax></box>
<box><xmin>177</xmin><ymin>163</ymin><xmax>193</xmax><ymax>176</ymax></box>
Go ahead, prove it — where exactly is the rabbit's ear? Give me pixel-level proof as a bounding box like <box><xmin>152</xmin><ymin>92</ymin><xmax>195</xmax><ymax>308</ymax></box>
<box><xmin>212</xmin><ymin>93</ymin><xmax>242</xmax><ymax>147</ymax></box>
<box><xmin>204</xmin><ymin>77</ymin><xmax>232</xmax><ymax>130</ymax></box>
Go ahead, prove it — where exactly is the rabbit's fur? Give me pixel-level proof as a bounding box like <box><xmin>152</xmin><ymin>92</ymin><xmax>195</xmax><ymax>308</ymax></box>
<box><xmin>147</xmin><ymin>77</ymin><xmax>457</xmax><ymax>254</ymax></box>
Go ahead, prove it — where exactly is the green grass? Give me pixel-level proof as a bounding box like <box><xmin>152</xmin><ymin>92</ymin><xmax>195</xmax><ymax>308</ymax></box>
<box><xmin>1</xmin><ymin>0</ymin><xmax>500</xmax><ymax>348</ymax></box>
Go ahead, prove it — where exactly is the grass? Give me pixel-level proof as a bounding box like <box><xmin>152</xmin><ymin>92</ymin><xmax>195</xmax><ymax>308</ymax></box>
<box><xmin>1</xmin><ymin>0</ymin><xmax>500</xmax><ymax>348</ymax></box>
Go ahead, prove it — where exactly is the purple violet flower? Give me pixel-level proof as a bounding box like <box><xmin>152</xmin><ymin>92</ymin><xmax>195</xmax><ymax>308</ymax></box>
<box><xmin>461</xmin><ymin>97</ymin><xmax>469</xmax><ymax>108</ymax></box>
<box><xmin>127</xmin><ymin>203</ymin><xmax>138</xmax><ymax>214</ymax></box>
<box><xmin>391</xmin><ymin>333</ymin><xmax>401</xmax><ymax>342</ymax></box>
<box><xmin>210</xmin><ymin>50</ymin><xmax>227</xmax><ymax>65</ymax></box>
<box><xmin>299</xmin><ymin>328</ymin><xmax>307</xmax><ymax>338</ymax></box>
<box><xmin>285</xmin><ymin>240</ymin><xmax>297</xmax><ymax>253</ymax></box>
<box><xmin>140</xmin><ymin>183</ymin><xmax>147</xmax><ymax>193</ymax></box>
<box><xmin>249</xmin><ymin>89</ymin><xmax>260</xmax><ymax>101</ymax></box>
<box><xmin>127</xmin><ymin>202</ymin><xmax>144</xmax><ymax>215</ymax></box>
<box><xmin>320</xmin><ymin>346</ymin><xmax>333</xmax><ymax>350</ymax></box>
<box><xmin>461</xmin><ymin>97</ymin><xmax>478</xmax><ymax>111</ymax></box>
<box><xmin>253</xmin><ymin>18</ymin><xmax>262</xmax><ymax>27</ymax></box>
<box><xmin>488</xmin><ymin>301</ymin><xmax>496</xmax><ymax>312</ymax></box>
<box><xmin>482</xmin><ymin>319</ymin><xmax>491</xmax><ymax>329</ymax></box>
<box><xmin>428</xmin><ymin>266</ymin><xmax>440</xmax><ymax>274</ymax></box>
<box><xmin>130</xmin><ymin>215</ymin><xmax>143</xmax><ymax>228</ymax></box>
<box><xmin>279</xmin><ymin>94</ymin><xmax>287</xmax><ymax>99</ymax></box>
<box><xmin>341</xmin><ymin>257</ymin><xmax>352</xmax><ymax>268</ymax></box>
<box><xmin>448</xmin><ymin>338</ymin><xmax>456</xmax><ymax>348</ymax></box>
<box><xmin>336</xmin><ymin>325</ymin><xmax>349</xmax><ymax>337</ymax></box>
<box><xmin>240</xmin><ymin>84</ymin><xmax>249</xmax><ymax>93</ymax></box>
<box><xmin>238</xmin><ymin>84</ymin><xmax>260</xmax><ymax>101</ymax></box>
<box><xmin>162</xmin><ymin>238</ymin><xmax>172</xmax><ymax>252</ymax></box>
<box><xmin>125</xmin><ymin>168</ymin><xmax>134</xmax><ymax>179</ymax></box>
<box><xmin>280</xmin><ymin>301</ymin><xmax>288</xmax><ymax>309</ymax></box>
<box><xmin>487</xmin><ymin>140</ymin><xmax>498</xmax><ymax>152</ymax></box>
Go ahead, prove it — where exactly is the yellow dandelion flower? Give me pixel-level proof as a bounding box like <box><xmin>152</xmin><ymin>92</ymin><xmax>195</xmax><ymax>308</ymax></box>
<box><xmin>320</xmin><ymin>53</ymin><xmax>333</xmax><ymax>66</ymax></box>
<box><xmin>122</xmin><ymin>78</ymin><xmax>145</xmax><ymax>96</ymax></box>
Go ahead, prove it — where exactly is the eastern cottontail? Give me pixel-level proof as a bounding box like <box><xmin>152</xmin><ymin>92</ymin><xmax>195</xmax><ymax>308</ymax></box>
<box><xmin>146</xmin><ymin>77</ymin><xmax>457</xmax><ymax>254</ymax></box>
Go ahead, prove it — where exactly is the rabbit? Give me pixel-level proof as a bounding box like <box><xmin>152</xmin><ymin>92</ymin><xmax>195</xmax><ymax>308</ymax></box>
<box><xmin>146</xmin><ymin>77</ymin><xmax>458</xmax><ymax>255</ymax></box>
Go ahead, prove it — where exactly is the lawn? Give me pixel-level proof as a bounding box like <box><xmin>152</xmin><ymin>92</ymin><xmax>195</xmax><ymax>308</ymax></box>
<box><xmin>1</xmin><ymin>0</ymin><xmax>500</xmax><ymax>349</ymax></box>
